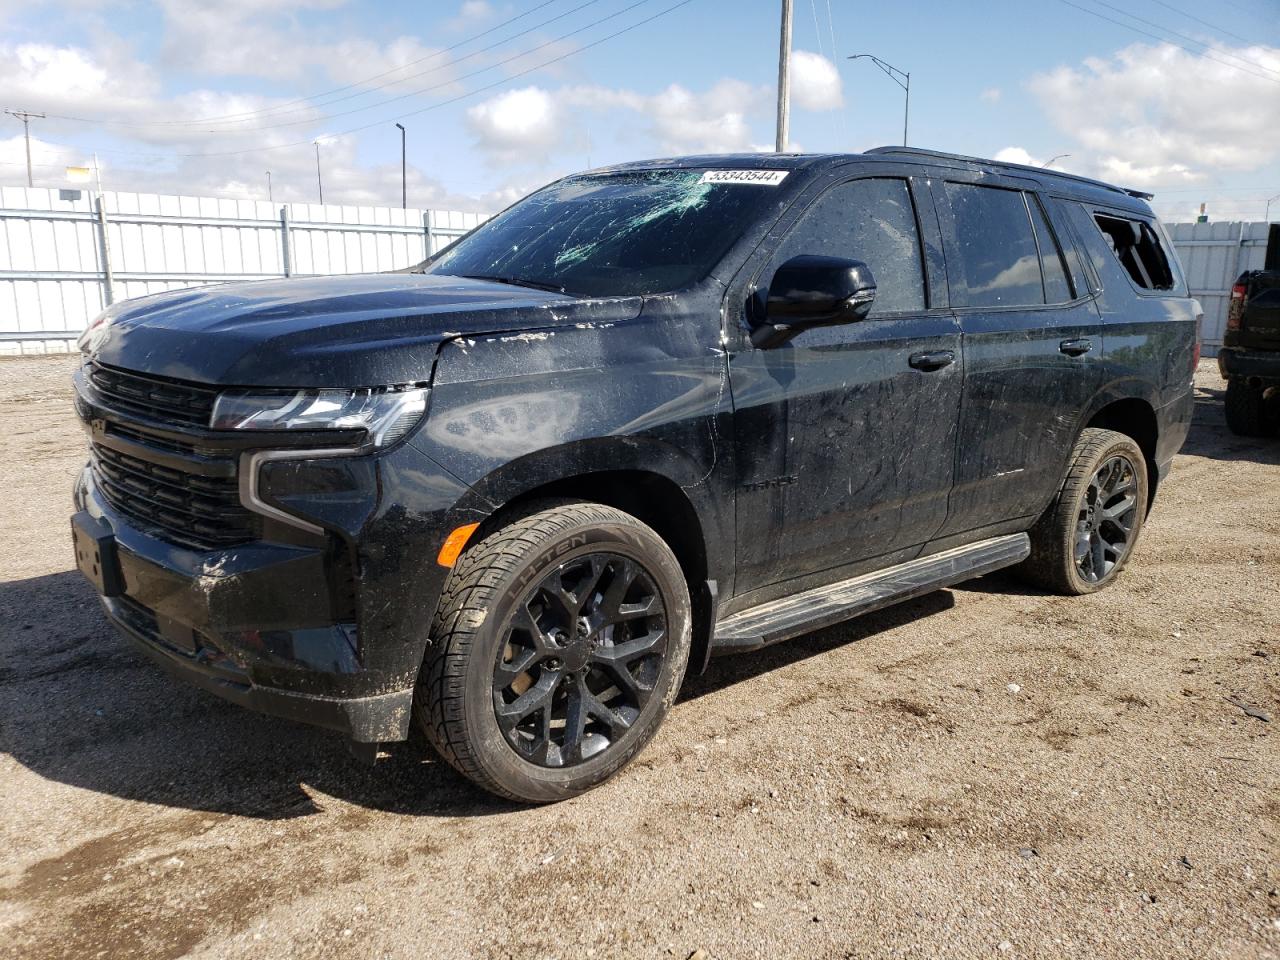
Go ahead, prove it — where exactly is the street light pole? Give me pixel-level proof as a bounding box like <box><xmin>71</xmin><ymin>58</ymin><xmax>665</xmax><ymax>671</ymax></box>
<box><xmin>1043</xmin><ymin>154</ymin><xmax>1072</xmax><ymax>168</ymax></box>
<box><xmin>395</xmin><ymin>122</ymin><xmax>406</xmax><ymax>209</ymax></box>
<box><xmin>314</xmin><ymin>141</ymin><xmax>324</xmax><ymax>205</ymax></box>
<box><xmin>775</xmin><ymin>0</ymin><xmax>793</xmax><ymax>152</ymax></box>
<box><xmin>847</xmin><ymin>54</ymin><xmax>910</xmax><ymax>146</ymax></box>
<box><xmin>1266</xmin><ymin>192</ymin><xmax>1280</xmax><ymax>223</ymax></box>
<box><xmin>266</xmin><ymin>170</ymin><xmax>273</xmax><ymax>204</ymax></box>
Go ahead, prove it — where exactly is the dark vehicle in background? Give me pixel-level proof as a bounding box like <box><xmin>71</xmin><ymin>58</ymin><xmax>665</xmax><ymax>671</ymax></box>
<box><xmin>1220</xmin><ymin>268</ymin><xmax>1280</xmax><ymax>436</ymax></box>
<box><xmin>70</xmin><ymin>147</ymin><xmax>1198</xmax><ymax>802</ymax></box>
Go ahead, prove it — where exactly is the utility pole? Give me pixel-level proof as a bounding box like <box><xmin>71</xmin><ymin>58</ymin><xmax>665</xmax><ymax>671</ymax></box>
<box><xmin>848</xmin><ymin>54</ymin><xmax>910</xmax><ymax>146</ymax></box>
<box><xmin>395</xmin><ymin>122</ymin><xmax>406</xmax><ymax>209</ymax></box>
<box><xmin>266</xmin><ymin>170</ymin><xmax>273</xmax><ymax>203</ymax></box>
<box><xmin>775</xmin><ymin>0</ymin><xmax>793</xmax><ymax>152</ymax></box>
<box><xmin>5</xmin><ymin>109</ymin><xmax>46</xmax><ymax>187</ymax></box>
<box><xmin>314</xmin><ymin>141</ymin><xmax>324</xmax><ymax>205</ymax></box>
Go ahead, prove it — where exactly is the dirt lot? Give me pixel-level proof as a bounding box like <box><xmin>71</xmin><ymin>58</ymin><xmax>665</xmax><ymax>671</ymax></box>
<box><xmin>0</xmin><ymin>356</ymin><xmax>1276</xmax><ymax>960</ymax></box>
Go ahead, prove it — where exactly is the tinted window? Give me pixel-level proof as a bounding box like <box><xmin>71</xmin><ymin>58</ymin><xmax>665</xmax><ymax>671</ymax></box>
<box><xmin>1027</xmin><ymin>195</ymin><xmax>1073</xmax><ymax>303</ymax></box>
<box><xmin>944</xmin><ymin>182</ymin><xmax>1044</xmax><ymax>308</ymax></box>
<box><xmin>769</xmin><ymin>178</ymin><xmax>926</xmax><ymax>315</ymax></box>
<box><xmin>1093</xmin><ymin>213</ymin><xmax>1175</xmax><ymax>291</ymax></box>
<box><xmin>422</xmin><ymin>170</ymin><xmax>779</xmax><ymax>297</ymax></box>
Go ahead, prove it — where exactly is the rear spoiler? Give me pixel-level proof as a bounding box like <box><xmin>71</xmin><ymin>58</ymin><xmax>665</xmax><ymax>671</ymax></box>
<box><xmin>1125</xmin><ymin>188</ymin><xmax>1155</xmax><ymax>201</ymax></box>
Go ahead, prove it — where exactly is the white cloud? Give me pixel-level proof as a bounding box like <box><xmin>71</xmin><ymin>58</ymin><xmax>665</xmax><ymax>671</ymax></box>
<box><xmin>1028</xmin><ymin>41</ymin><xmax>1280</xmax><ymax>186</ymax></box>
<box><xmin>790</xmin><ymin>51</ymin><xmax>843</xmax><ymax>111</ymax></box>
<box><xmin>564</xmin><ymin>79</ymin><xmax>770</xmax><ymax>155</ymax></box>
<box><xmin>980</xmin><ymin>87</ymin><xmax>1001</xmax><ymax>103</ymax></box>
<box><xmin>449</xmin><ymin>0</ymin><xmax>494</xmax><ymax>29</ymax></box>
<box><xmin>466</xmin><ymin>86</ymin><xmax>562</xmax><ymax>161</ymax></box>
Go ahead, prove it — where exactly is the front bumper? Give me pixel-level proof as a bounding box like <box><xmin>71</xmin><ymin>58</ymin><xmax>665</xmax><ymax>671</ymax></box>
<box><xmin>1218</xmin><ymin>346</ymin><xmax>1280</xmax><ymax>382</ymax></box>
<box><xmin>75</xmin><ymin>469</ymin><xmax>416</xmax><ymax>741</ymax></box>
<box><xmin>71</xmin><ymin>367</ymin><xmax>488</xmax><ymax>743</ymax></box>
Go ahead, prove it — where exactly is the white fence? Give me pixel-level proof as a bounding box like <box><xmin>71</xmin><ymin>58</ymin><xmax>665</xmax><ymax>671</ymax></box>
<box><xmin>1167</xmin><ymin>221</ymin><xmax>1273</xmax><ymax>357</ymax></box>
<box><xmin>0</xmin><ymin>184</ymin><xmax>1271</xmax><ymax>359</ymax></box>
<box><xmin>0</xmin><ymin>186</ymin><xmax>488</xmax><ymax>356</ymax></box>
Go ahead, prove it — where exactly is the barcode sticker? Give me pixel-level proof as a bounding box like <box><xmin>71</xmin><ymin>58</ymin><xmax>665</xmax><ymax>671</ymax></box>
<box><xmin>699</xmin><ymin>170</ymin><xmax>790</xmax><ymax>186</ymax></box>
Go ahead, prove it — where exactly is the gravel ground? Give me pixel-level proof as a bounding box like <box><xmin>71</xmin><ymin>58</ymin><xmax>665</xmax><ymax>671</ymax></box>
<box><xmin>0</xmin><ymin>356</ymin><xmax>1276</xmax><ymax>960</ymax></box>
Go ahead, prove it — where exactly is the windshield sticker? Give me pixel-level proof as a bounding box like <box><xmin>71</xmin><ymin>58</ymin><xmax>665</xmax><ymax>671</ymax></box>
<box><xmin>699</xmin><ymin>169</ymin><xmax>789</xmax><ymax>186</ymax></box>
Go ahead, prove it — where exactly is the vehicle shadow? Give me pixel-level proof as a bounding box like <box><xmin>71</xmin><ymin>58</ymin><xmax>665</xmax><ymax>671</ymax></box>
<box><xmin>2</xmin><ymin>568</ymin><xmax>959</xmax><ymax>819</ymax></box>
<box><xmin>1182</xmin><ymin>386</ymin><xmax>1280</xmax><ymax>464</ymax></box>
<box><xmin>680</xmin><ymin>589</ymin><xmax>956</xmax><ymax>702</ymax></box>
<box><xmin>0</xmin><ymin>569</ymin><xmax>521</xmax><ymax>820</ymax></box>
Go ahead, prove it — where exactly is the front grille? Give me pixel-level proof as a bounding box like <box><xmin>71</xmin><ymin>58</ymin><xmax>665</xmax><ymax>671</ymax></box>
<box><xmin>88</xmin><ymin>361</ymin><xmax>219</xmax><ymax>428</ymax></box>
<box><xmin>91</xmin><ymin>442</ymin><xmax>259</xmax><ymax>550</ymax></box>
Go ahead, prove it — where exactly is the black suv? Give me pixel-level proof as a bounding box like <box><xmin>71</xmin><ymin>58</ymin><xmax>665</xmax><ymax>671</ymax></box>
<box><xmin>71</xmin><ymin>148</ymin><xmax>1197</xmax><ymax>802</ymax></box>
<box><xmin>1220</xmin><ymin>268</ymin><xmax>1280</xmax><ymax>436</ymax></box>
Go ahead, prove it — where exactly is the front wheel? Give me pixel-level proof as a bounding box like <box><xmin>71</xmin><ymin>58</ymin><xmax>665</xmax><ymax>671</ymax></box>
<box><xmin>1017</xmin><ymin>428</ymin><xmax>1149</xmax><ymax>595</ymax></box>
<box><xmin>417</xmin><ymin>501</ymin><xmax>691</xmax><ymax>803</ymax></box>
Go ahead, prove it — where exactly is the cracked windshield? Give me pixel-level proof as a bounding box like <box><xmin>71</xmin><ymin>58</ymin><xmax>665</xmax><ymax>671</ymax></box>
<box><xmin>421</xmin><ymin>170</ymin><xmax>780</xmax><ymax>297</ymax></box>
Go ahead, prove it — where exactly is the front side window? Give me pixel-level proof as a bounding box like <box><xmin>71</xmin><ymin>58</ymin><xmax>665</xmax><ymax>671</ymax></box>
<box><xmin>943</xmin><ymin>182</ymin><xmax>1045</xmax><ymax>308</ymax></box>
<box><xmin>767</xmin><ymin>178</ymin><xmax>927</xmax><ymax>315</ymax></box>
<box><xmin>420</xmin><ymin>170</ymin><xmax>782</xmax><ymax>298</ymax></box>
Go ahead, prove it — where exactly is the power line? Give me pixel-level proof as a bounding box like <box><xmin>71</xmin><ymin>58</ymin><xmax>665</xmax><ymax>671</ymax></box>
<box><xmin>1144</xmin><ymin>0</ymin><xmax>1257</xmax><ymax>47</ymax></box>
<box><xmin>123</xmin><ymin>0</ymin><xmax>565</xmax><ymax>128</ymax></box>
<box><xmin>1056</xmin><ymin>0</ymin><xmax>1280</xmax><ymax>85</ymax></box>
<box><xmin>47</xmin><ymin>0</ymin><xmax>698</xmax><ymax>163</ymax></box>
<box><xmin>38</xmin><ymin>0</ymin><xmax>615</xmax><ymax>131</ymax></box>
<box><xmin>807</xmin><ymin>0</ymin><xmax>825</xmax><ymax>58</ymax></box>
<box><xmin>1086</xmin><ymin>0</ymin><xmax>1280</xmax><ymax>77</ymax></box>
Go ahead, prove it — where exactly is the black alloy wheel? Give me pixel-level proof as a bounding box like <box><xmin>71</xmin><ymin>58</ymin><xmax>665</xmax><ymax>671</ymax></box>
<box><xmin>493</xmin><ymin>553</ymin><xmax>668</xmax><ymax>767</ymax></box>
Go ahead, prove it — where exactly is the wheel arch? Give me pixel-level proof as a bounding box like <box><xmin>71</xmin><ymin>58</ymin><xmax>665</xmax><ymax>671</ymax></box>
<box><xmin>454</xmin><ymin>442</ymin><xmax>727</xmax><ymax>675</ymax></box>
<box><xmin>1083</xmin><ymin>395</ymin><xmax>1160</xmax><ymax>506</ymax></box>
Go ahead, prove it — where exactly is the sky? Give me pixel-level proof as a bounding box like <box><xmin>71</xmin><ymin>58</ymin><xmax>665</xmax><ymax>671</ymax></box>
<box><xmin>0</xmin><ymin>0</ymin><xmax>1278</xmax><ymax>223</ymax></box>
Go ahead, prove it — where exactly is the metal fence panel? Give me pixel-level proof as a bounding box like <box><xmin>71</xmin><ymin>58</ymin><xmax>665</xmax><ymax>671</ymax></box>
<box><xmin>0</xmin><ymin>187</ymin><xmax>487</xmax><ymax>355</ymax></box>
<box><xmin>4</xmin><ymin>185</ymin><xmax>1266</xmax><ymax>361</ymax></box>
<box><xmin>1167</xmin><ymin>221</ymin><xmax>1271</xmax><ymax>356</ymax></box>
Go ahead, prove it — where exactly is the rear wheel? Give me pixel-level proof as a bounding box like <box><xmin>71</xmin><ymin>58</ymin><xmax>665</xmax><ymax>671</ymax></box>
<box><xmin>1017</xmin><ymin>428</ymin><xmax>1148</xmax><ymax>595</ymax></box>
<box><xmin>417</xmin><ymin>501</ymin><xmax>691</xmax><ymax>803</ymax></box>
<box><xmin>1224</xmin><ymin>377</ymin><xmax>1274</xmax><ymax>437</ymax></box>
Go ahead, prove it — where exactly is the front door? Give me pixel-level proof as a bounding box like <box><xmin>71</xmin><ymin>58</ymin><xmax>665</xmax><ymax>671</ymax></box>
<box><xmin>728</xmin><ymin>175</ymin><xmax>963</xmax><ymax>602</ymax></box>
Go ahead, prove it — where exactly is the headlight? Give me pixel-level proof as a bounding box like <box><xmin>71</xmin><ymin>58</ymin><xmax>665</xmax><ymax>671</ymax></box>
<box><xmin>77</xmin><ymin>300</ymin><xmax>131</xmax><ymax>353</ymax></box>
<box><xmin>211</xmin><ymin>386</ymin><xmax>428</xmax><ymax>447</ymax></box>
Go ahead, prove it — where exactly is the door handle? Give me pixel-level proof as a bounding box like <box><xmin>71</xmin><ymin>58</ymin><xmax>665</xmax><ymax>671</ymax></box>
<box><xmin>908</xmin><ymin>349</ymin><xmax>956</xmax><ymax>372</ymax></box>
<box><xmin>1059</xmin><ymin>338</ymin><xmax>1093</xmax><ymax>357</ymax></box>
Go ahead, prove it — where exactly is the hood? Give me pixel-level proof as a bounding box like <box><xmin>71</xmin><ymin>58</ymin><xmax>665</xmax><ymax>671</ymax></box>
<box><xmin>85</xmin><ymin>273</ymin><xmax>644</xmax><ymax>387</ymax></box>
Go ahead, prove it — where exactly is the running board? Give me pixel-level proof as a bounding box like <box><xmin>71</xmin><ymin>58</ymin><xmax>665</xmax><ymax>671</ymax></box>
<box><xmin>711</xmin><ymin>533</ymin><xmax>1030</xmax><ymax>655</ymax></box>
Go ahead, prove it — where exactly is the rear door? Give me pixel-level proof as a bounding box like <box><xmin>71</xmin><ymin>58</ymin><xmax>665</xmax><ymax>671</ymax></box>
<box><xmin>727</xmin><ymin>172</ymin><xmax>963</xmax><ymax>600</ymax></box>
<box><xmin>931</xmin><ymin>174</ymin><xmax>1103</xmax><ymax>542</ymax></box>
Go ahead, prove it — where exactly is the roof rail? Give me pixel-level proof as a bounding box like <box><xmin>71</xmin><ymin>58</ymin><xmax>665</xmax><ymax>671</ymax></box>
<box><xmin>864</xmin><ymin>146</ymin><xmax>1155</xmax><ymax>201</ymax></box>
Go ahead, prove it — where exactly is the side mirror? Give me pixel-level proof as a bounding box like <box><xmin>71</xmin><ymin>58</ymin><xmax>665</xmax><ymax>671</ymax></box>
<box><xmin>752</xmin><ymin>255</ymin><xmax>877</xmax><ymax>348</ymax></box>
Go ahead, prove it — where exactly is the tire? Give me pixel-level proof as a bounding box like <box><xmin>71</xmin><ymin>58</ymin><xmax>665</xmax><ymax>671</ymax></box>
<box><xmin>1017</xmin><ymin>428</ymin><xmax>1149</xmax><ymax>596</ymax></box>
<box><xmin>417</xmin><ymin>500</ymin><xmax>691</xmax><ymax>803</ymax></box>
<box><xmin>1224</xmin><ymin>377</ymin><xmax>1272</xmax><ymax>437</ymax></box>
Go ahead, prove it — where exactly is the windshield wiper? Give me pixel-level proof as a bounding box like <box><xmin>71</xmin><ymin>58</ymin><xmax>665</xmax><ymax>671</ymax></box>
<box><xmin>460</xmin><ymin>274</ymin><xmax>568</xmax><ymax>295</ymax></box>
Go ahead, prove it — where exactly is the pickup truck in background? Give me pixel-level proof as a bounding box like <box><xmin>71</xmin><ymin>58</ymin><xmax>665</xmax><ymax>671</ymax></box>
<box><xmin>1221</xmin><ymin>269</ymin><xmax>1280</xmax><ymax>436</ymax></box>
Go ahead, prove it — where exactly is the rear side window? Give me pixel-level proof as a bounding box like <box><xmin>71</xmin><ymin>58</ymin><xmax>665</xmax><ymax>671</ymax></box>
<box><xmin>1027</xmin><ymin>196</ymin><xmax>1074</xmax><ymax>303</ymax></box>
<box><xmin>943</xmin><ymin>182</ymin><xmax>1044</xmax><ymax>308</ymax></box>
<box><xmin>1093</xmin><ymin>213</ymin><xmax>1175</xmax><ymax>291</ymax></box>
<box><xmin>769</xmin><ymin>178</ymin><xmax>927</xmax><ymax>315</ymax></box>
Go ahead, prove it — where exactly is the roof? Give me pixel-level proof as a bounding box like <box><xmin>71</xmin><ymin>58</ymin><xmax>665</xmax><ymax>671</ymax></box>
<box><xmin>593</xmin><ymin>147</ymin><xmax>1155</xmax><ymax>209</ymax></box>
